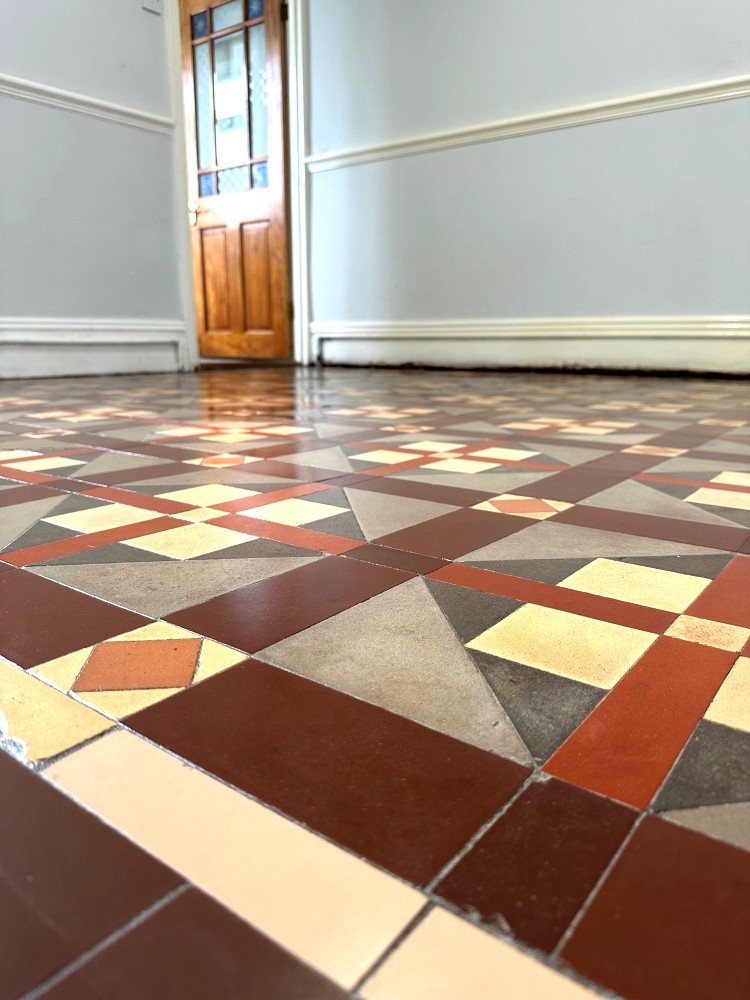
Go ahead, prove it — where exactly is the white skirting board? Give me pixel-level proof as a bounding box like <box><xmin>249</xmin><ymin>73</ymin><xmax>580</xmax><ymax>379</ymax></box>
<box><xmin>0</xmin><ymin>319</ymin><xmax>192</xmax><ymax>379</ymax></box>
<box><xmin>311</xmin><ymin>319</ymin><xmax>750</xmax><ymax>373</ymax></box>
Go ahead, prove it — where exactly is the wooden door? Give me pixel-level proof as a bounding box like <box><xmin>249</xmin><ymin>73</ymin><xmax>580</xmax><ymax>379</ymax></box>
<box><xmin>181</xmin><ymin>0</ymin><xmax>290</xmax><ymax>359</ymax></box>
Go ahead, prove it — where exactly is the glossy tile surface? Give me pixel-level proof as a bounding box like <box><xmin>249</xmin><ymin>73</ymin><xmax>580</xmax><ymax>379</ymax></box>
<box><xmin>1</xmin><ymin>366</ymin><xmax>750</xmax><ymax>998</ymax></box>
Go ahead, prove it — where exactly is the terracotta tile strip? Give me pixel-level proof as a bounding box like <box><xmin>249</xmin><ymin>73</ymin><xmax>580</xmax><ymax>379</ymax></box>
<box><xmin>553</xmin><ymin>503</ymin><xmax>750</xmax><ymax>552</ymax></box>
<box><xmin>83</xmin><ymin>485</ymin><xmax>197</xmax><ymax>515</ymax></box>
<box><xmin>210</xmin><ymin>512</ymin><xmax>364</xmax><ymax>555</ymax></box>
<box><xmin>0</xmin><ymin>465</ymin><xmax>59</xmax><ymax>485</ymax></box>
<box><xmin>637</xmin><ymin>473</ymin><xmax>750</xmax><ymax>494</ymax></box>
<box><xmin>0</xmin><ymin>484</ymin><xmax>66</xmax><ymax>507</ymax></box>
<box><xmin>428</xmin><ymin>563</ymin><xmax>675</xmax><ymax>633</ymax></box>
<box><xmin>544</xmin><ymin>636</ymin><xmax>737</xmax><ymax>808</ymax></box>
<box><xmin>684</xmin><ymin>555</ymin><xmax>750</xmax><ymax>628</ymax></box>
<box><xmin>1</xmin><ymin>515</ymin><xmax>182</xmax><ymax>567</ymax></box>
<box><xmin>212</xmin><ymin>481</ymin><xmax>330</xmax><ymax>513</ymax></box>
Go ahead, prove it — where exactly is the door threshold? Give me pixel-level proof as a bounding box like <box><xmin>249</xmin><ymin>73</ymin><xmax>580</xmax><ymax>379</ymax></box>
<box><xmin>199</xmin><ymin>358</ymin><xmax>296</xmax><ymax>369</ymax></box>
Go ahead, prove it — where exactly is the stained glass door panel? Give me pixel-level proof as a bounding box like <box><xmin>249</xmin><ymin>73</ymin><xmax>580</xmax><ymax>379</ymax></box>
<box><xmin>181</xmin><ymin>0</ymin><xmax>290</xmax><ymax>359</ymax></box>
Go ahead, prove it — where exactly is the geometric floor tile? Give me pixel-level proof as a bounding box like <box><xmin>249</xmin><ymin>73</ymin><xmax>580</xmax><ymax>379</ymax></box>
<box><xmin>472</xmin><ymin>494</ymin><xmax>572</xmax><ymax>519</ymax></box>
<box><xmin>44</xmin><ymin>501</ymin><xmax>163</xmax><ymax>533</ymax></box>
<box><xmin>653</xmin><ymin>720</ymin><xmax>750</xmax><ymax>811</ymax></box>
<box><xmin>561</xmin><ymin>817</ymin><xmax>750</xmax><ymax>1000</ymax></box>
<box><xmin>470</xmin><ymin>649</ymin><xmax>605</xmax><ymax>762</ymax></box>
<box><xmin>46</xmin><ymin>729</ymin><xmax>424</xmax><ymax>990</ymax></box>
<box><xmin>156</xmin><ymin>484</ymin><xmax>259</xmax><ymax>506</ymax></box>
<box><xmin>121</xmin><ymin>522</ymin><xmax>254</xmax><ymax>559</ymax></box>
<box><xmin>242</xmin><ymin>497</ymin><xmax>349</xmax><ymax>527</ymax></box>
<box><xmin>258</xmin><ymin>577</ymin><xmax>532</xmax><ymax>761</ymax></box>
<box><xmin>38</xmin><ymin>888</ymin><xmax>350</xmax><ymax>1000</ymax></box>
<box><xmin>362</xmin><ymin>908</ymin><xmax>601</xmax><ymax>1000</ymax></box>
<box><xmin>467</xmin><ymin>603</ymin><xmax>657</xmax><ymax>689</ymax></box>
<box><xmin>29</xmin><ymin>621</ymin><xmax>247</xmax><ymax>720</ymax></box>
<box><xmin>0</xmin><ymin>747</ymin><xmax>179</xmax><ymax>1000</ymax></box>
<box><xmin>124</xmin><ymin>659</ymin><xmax>530</xmax><ymax>884</ymax></box>
<box><xmin>664</xmin><ymin>614</ymin><xmax>750</xmax><ymax>651</ymax></box>
<box><xmin>0</xmin><ymin>569</ymin><xmax>149</xmax><ymax>669</ymax></box>
<box><xmin>660</xmin><ymin>802</ymin><xmax>750</xmax><ymax>854</ymax></box>
<box><xmin>558</xmin><ymin>557</ymin><xmax>711</xmax><ymax>612</ymax></box>
<box><xmin>344</xmin><ymin>487</ymin><xmax>459</xmax><ymax>541</ymax></box>
<box><xmin>435</xmin><ymin>776</ymin><xmax>636</xmax><ymax>951</ymax></box>
<box><xmin>0</xmin><ymin>656</ymin><xmax>113</xmax><ymax>763</ymax></box>
<box><xmin>31</xmin><ymin>555</ymin><xmax>321</xmax><ymax>617</ymax></box>
<box><xmin>704</xmin><ymin>657</ymin><xmax>750</xmax><ymax>730</ymax></box>
<box><xmin>4</xmin><ymin>365</ymin><xmax>750</xmax><ymax>1000</ymax></box>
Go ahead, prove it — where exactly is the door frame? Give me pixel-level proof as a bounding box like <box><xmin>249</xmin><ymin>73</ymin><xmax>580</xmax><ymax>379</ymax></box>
<box><xmin>165</xmin><ymin>0</ymin><xmax>311</xmax><ymax>366</ymax></box>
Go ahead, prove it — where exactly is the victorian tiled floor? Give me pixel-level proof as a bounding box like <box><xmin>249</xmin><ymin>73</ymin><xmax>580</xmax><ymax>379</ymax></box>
<box><xmin>1</xmin><ymin>368</ymin><xmax>749</xmax><ymax>1000</ymax></box>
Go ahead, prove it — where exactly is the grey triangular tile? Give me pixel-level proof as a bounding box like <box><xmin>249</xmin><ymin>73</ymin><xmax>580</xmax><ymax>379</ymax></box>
<box><xmin>583</xmin><ymin>480</ymin><xmax>742</xmax><ymax>527</ymax></box>
<box><xmin>458</xmin><ymin>520</ymin><xmax>722</xmax><ymax>562</ymax></box>
<box><xmin>31</xmin><ymin>556</ymin><xmax>319</xmax><ymax>618</ymax></box>
<box><xmin>469</xmin><ymin>649</ymin><xmax>604</xmax><ymax>763</ymax></box>
<box><xmin>345</xmin><ymin>488</ymin><xmax>457</xmax><ymax>542</ymax></box>
<box><xmin>425</xmin><ymin>578</ymin><xmax>521</xmax><ymax>644</ymax></box>
<box><xmin>654</xmin><ymin>721</ymin><xmax>750</xmax><ymax>812</ymax></box>
<box><xmin>257</xmin><ymin>577</ymin><xmax>532</xmax><ymax>763</ymax></box>
<box><xmin>660</xmin><ymin>802</ymin><xmax>750</xmax><ymax>853</ymax></box>
<box><xmin>464</xmin><ymin>558</ymin><xmax>592</xmax><ymax>585</ymax></box>
<box><xmin>0</xmin><ymin>496</ymin><xmax>69</xmax><ymax>550</ymax></box>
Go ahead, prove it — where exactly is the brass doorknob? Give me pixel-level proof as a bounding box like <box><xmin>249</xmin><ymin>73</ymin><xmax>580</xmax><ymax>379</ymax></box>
<box><xmin>188</xmin><ymin>199</ymin><xmax>206</xmax><ymax>226</ymax></box>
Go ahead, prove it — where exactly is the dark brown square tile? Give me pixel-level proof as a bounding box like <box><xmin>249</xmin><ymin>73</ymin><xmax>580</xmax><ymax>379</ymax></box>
<box><xmin>344</xmin><ymin>543</ymin><xmax>449</xmax><ymax>575</ymax></box>
<box><xmin>0</xmin><ymin>569</ymin><xmax>150</xmax><ymax>668</ymax></box>
<box><xmin>435</xmin><ymin>777</ymin><xmax>636</xmax><ymax>951</ymax></box>
<box><xmin>562</xmin><ymin>816</ymin><xmax>750</xmax><ymax>1000</ymax></box>
<box><xmin>0</xmin><ymin>751</ymin><xmax>179</xmax><ymax>999</ymax></box>
<box><xmin>376</xmin><ymin>508</ymin><xmax>529</xmax><ymax>559</ymax></box>
<box><xmin>166</xmin><ymin>555</ymin><xmax>410</xmax><ymax>652</ymax></box>
<box><xmin>38</xmin><ymin>888</ymin><xmax>347</xmax><ymax>1000</ymax></box>
<box><xmin>125</xmin><ymin>658</ymin><xmax>530</xmax><ymax>884</ymax></box>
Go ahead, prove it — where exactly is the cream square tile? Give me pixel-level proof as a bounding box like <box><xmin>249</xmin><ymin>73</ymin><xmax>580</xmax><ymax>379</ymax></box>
<box><xmin>174</xmin><ymin>507</ymin><xmax>224</xmax><ymax>522</ymax></box>
<box><xmin>157</xmin><ymin>484</ymin><xmax>259</xmax><ymax>506</ymax></box>
<box><xmin>262</xmin><ymin>425</ymin><xmax>314</xmax><ymax>436</ymax></box>
<box><xmin>400</xmin><ymin>441</ymin><xmax>462</xmax><ymax>453</ymax></box>
<box><xmin>351</xmin><ymin>449</ymin><xmax>412</xmax><ymax>465</ymax></box>
<box><xmin>47</xmin><ymin>731</ymin><xmax>425</xmax><ymax>988</ymax></box>
<box><xmin>467</xmin><ymin>604</ymin><xmax>656</xmax><ymax>688</ymax></box>
<box><xmin>711</xmin><ymin>471</ymin><xmax>750</xmax><ymax>488</ymax></box>
<box><xmin>80</xmin><ymin>688</ymin><xmax>183</xmax><ymax>719</ymax></box>
<box><xmin>0</xmin><ymin>658</ymin><xmax>112</xmax><ymax>762</ymax></box>
<box><xmin>560</xmin><ymin>424</ymin><xmax>616</xmax><ymax>436</ymax></box>
<box><xmin>559</xmin><ymin>557</ymin><xmax>710</xmax><ymax>613</ymax></box>
<box><xmin>30</xmin><ymin>648</ymin><xmax>92</xmax><ymax>692</ymax></box>
<box><xmin>108</xmin><ymin>622</ymin><xmax>199</xmax><ymax>642</ymax></box>
<box><xmin>242</xmin><ymin>497</ymin><xmax>348</xmax><ymax>526</ymax></box>
<box><xmin>122</xmin><ymin>522</ymin><xmax>253</xmax><ymax>559</ymax></box>
<box><xmin>705</xmin><ymin>657</ymin><xmax>750</xmax><ymax>732</ymax></box>
<box><xmin>425</xmin><ymin>458</ymin><xmax>498</xmax><ymax>474</ymax></box>
<box><xmin>207</xmin><ymin>432</ymin><xmax>265</xmax><ymax>443</ymax></box>
<box><xmin>685</xmin><ymin>487</ymin><xmax>750</xmax><ymax>512</ymax></box>
<box><xmin>361</xmin><ymin>907</ymin><xmax>598</xmax><ymax>1000</ymax></box>
<box><xmin>156</xmin><ymin>425</ymin><xmax>207</xmax><ymax>437</ymax></box>
<box><xmin>45</xmin><ymin>502</ymin><xmax>163</xmax><ymax>533</ymax></box>
<box><xmin>665</xmin><ymin>615</ymin><xmax>750</xmax><ymax>652</ymax></box>
<box><xmin>5</xmin><ymin>456</ymin><xmax>86</xmax><ymax>471</ymax></box>
<box><xmin>0</xmin><ymin>450</ymin><xmax>40</xmax><ymax>462</ymax></box>
<box><xmin>470</xmin><ymin>447</ymin><xmax>539</xmax><ymax>461</ymax></box>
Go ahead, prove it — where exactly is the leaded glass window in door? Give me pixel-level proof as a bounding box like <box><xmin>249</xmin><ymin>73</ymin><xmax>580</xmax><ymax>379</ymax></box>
<box><xmin>191</xmin><ymin>0</ymin><xmax>270</xmax><ymax>195</ymax></box>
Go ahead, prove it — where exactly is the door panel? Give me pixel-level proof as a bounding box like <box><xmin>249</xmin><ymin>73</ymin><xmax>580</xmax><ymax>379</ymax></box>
<box><xmin>180</xmin><ymin>0</ymin><xmax>290</xmax><ymax>359</ymax></box>
<box><xmin>242</xmin><ymin>223</ymin><xmax>272</xmax><ymax>329</ymax></box>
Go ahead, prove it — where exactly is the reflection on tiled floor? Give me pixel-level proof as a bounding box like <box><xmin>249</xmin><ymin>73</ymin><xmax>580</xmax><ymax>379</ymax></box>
<box><xmin>1</xmin><ymin>367</ymin><xmax>749</xmax><ymax>999</ymax></box>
